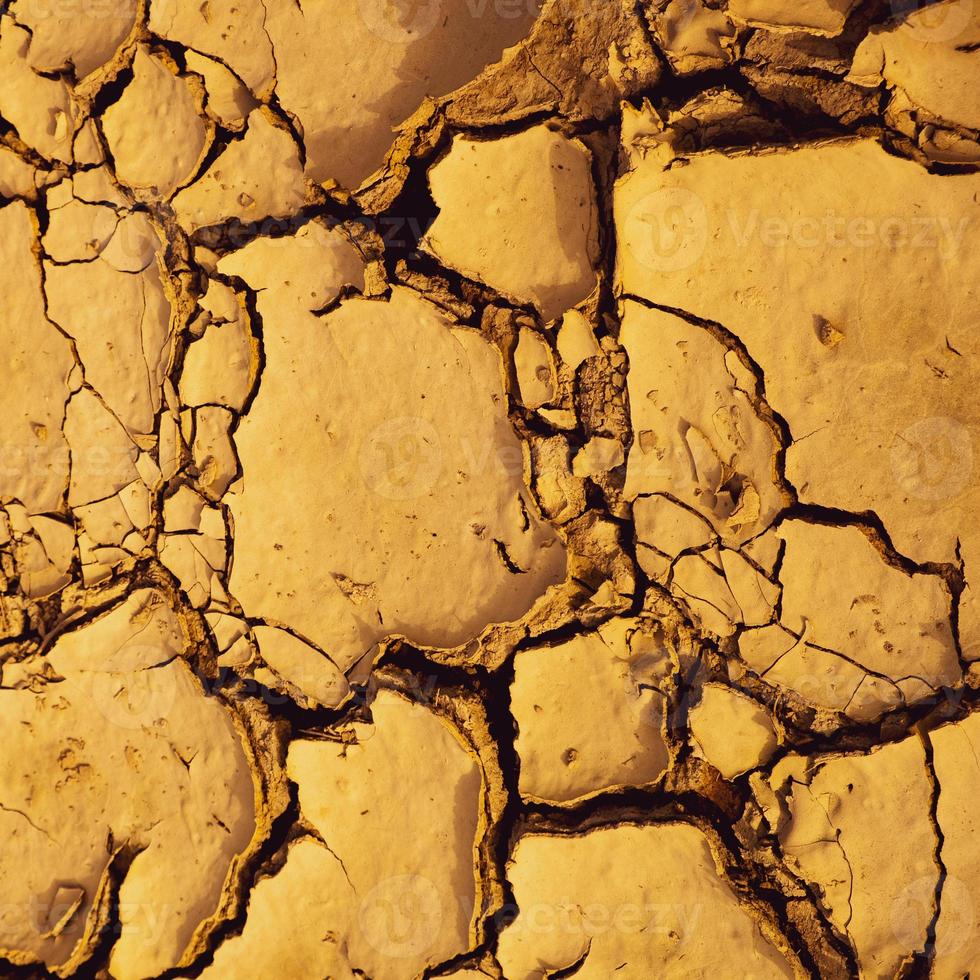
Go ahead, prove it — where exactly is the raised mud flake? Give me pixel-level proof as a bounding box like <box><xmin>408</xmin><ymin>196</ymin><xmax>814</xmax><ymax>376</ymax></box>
<box><xmin>443</xmin><ymin>0</ymin><xmax>661</xmax><ymax>128</ymax></box>
<box><xmin>0</xmin><ymin>16</ymin><xmax>76</xmax><ymax>162</ymax></box>
<box><xmin>688</xmin><ymin>682</ymin><xmax>778</xmax><ymax>779</ymax></box>
<box><xmin>669</xmin><ymin>543</ymin><xmax>779</xmax><ymax>640</ymax></box>
<box><xmin>158</xmin><ymin>522</ymin><xmax>228</xmax><ymax>611</ymax></box>
<box><xmin>0</xmin><ymin>144</ymin><xmax>37</xmax><ymax>199</ymax></box>
<box><xmin>620</xmin><ymin>300</ymin><xmax>784</xmax><ymax>547</ymax></box>
<box><xmin>44</xmin><ymin>250</ymin><xmax>174</xmax><ymax>439</ymax></box>
<box><xmin>766</xmin><ymin>738</ymin><xmax>940</xmax><ymax>977</ymax></box>
<box><xmin>775</xmin><ymin>520</ymin><xmax>959</xmax><ymax>709</ymax></box>
<box><xmin>184</xmin><ymin>51</ymin><xmax>258</xmax><ymax>133</ymax></box>
<box><xmin>514</xmin><ymin>326</ymin><xmax>557</xmax><ymax>411</ymax></box>
<box><xmin>188</xmin><ymin>837</ymin><xmax>358</xmax><ymax>980</ymax></box>
<box><xmin>632</xmin><ymin>494</ymin><xmax>715</xmax><ymax>579</ymax></box>
<box><xmin>147</xmin><ymin>0</ymin><xmax>276</xmax><ymax>98</ymax></box>
<box><xmin>171</xmin><ymin>109</ymin><xmax>307</xmax><ymax>234</ymax></box>
<box><xmin>73</xmin><ymin>120</ymin><xmax>104</xmax><ymax>166</ymax></box>
<box><xmin>63</xmin><ymin>389</ymin><xmax>140</xmax><ymax>510</ymax></box>
<box><xmin>572</xmin><ymin>434</ymin><xmax>625</xmax><ymax>479</ymax></box>
<box><xmin>616</xmin><ymin>136</ymin><xmax>980</xmax><ymax>566</ymax></box>
<box><xmin>250</xmin><ymin>625</ymin><xmax>350</xmax><ymax>710</ymax></box>
<box><xmin>7</xmin><ymin>0</ymin><xmax>138</xmax><ymax>80</ymax></box>
<box><xmin>497</xmin><ymin>823</ymin><xmax>795</xmax><ymax>978</ymax></box>
<box><xmin>102</xmin><ymin>46</ymin><xmax>211</xmax><ymax>199</ymax></box>
<box><xmin>179</xmin><ymin>289</ymin><xmax>257</xmax><ymax>413</ymax></box>
<box><xmin>649</xmin><ymin>0</ymin><xmax>736</xmax><ymax>75</ymax></box>
<box><xmin>190</xmin><ymin>405</ymin><xmax>239</xmax><ymax>500</ymax></box>
<box><xmin>228</xmin><ymin>285</ymin><xmax>565</xmax><ymax>671</ymax></box>
<box><xmin>510</xmin><ymin>620</ymin><xmax>671</xmax><ymax>804</ymax></box>
<box><xmin>72</xmin><ymin>166</ymin><xmax>131</xmax><ymax>211</ymax></box>
<box><xmin>928</xmin><ymin>711</ymin><xmax>980</xmax><ymax>977</ymax></box>
<box><xmin>740</xmin><ymin>625</ymin><xmax>899</xmax><ymax>723</ymax></box>
<box><xmin>0</xmin><ymin>201</ymin><xmax>75</xmax><ymax>515</ymax></box>
<box><xmin>214</xmin><ymin>217</ymin><xmax>366</xmax><ymax>312</ymax></box>
<box><xmin>670</xmin><ymin>552</ymin><xmax>746</xmax><ymax>638</ymax></box>
<box><xmin>44</xmin><ymin>204</ymin><xmax>118</xmax><ymax>264</ymax></box>
<box><xmin>201</xmin><ymin>688</ymin><xmax>486</xmax><ymax>979</ymax></box>
<box><xmin>75</xmin><ymin>479</ymin><xmax>151</xmax><ymax>554</ymax></box>
<box><xmin>849</xmin><ymin>0</ymin><xmax>980</xmax><ymax>157</ymax></box>
<box><xmin>0</xmin><ymin>589</ymin><xmax>264</xmax><ymax>980</ymax></box>
<box><xmin>423</xmin><ymin>126</ymin><xmax>600</xmax><ymax>322</ymax></box>
<box><xmin>262</xmin><ymin>0</ymin><xmax>541</xmax><ymax>188</ymax></box>
<box><xmin>1</xmin><ymin>506</ymin><xmax>74</xmax><ymax>600</ymax></box>
<box><xmin>555</xmin><ymin>308</ymin><xmax>601</xmax><ymax>370</ymax></box>
<box><xmin>616</xmin><ymin>133</ymin><xmax>980</xmax><ymax>665</ymax></box>
<box><xmin>727</xmin><ymin>0</ymin><xmax>860</xmax><ymax>37</ymax></box>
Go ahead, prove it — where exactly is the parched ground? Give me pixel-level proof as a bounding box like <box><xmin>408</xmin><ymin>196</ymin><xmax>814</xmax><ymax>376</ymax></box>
<box><xmin>0</xmin><ymin>0</ymin><xmax>977</xmax><ymax>976</ymax></box>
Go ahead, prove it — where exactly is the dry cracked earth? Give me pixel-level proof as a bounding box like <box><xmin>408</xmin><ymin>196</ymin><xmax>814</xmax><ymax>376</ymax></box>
<box><xmin>0</xmin><ymin>0</ymin><xmax>978</xmax><ymax>976</ymax></box>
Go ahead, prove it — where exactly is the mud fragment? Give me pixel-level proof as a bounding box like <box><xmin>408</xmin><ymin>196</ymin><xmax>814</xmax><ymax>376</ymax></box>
<box><xmin>497</xmin><ymin>823</ymin><xmax>797</xmax><ymax>976</ymax></box>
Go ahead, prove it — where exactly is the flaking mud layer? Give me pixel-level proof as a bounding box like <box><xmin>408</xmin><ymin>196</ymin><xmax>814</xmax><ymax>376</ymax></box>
<box><xmin>0</xmin><ymin>0</ymin><xmax>977</xmax><ymax>976</ymax></box>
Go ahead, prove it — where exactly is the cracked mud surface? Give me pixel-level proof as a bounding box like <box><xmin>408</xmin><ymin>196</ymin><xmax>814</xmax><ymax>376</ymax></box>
<box><xmin>0</xmin><ymin>0</ymin><xmax>977</xmax><ymax>976</ymax></box>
